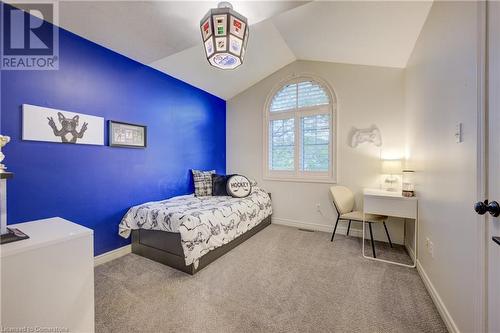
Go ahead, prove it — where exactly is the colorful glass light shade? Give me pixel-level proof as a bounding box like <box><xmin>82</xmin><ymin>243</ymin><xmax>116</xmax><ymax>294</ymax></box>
<box><xmin>200</xmin><ymin>2</ymin><xmax>249</xmax><ymax>70</ymax></box>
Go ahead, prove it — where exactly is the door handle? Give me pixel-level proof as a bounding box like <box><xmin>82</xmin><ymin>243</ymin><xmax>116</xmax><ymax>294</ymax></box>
<box><xmin>474</xmin><ymin>200</ymin><xmax>500</xmax><ymax>217</ymax></box>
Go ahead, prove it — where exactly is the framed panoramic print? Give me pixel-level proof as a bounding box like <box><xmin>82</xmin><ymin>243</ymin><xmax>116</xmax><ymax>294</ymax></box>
<box><xmin>22</xmin><ymin>104</ymin><xmax>104</xmax><ymax>145</ymax></box>
<box><xmin>108</xmin><ymin>120</ymin><xmax>147</xmax><ymax>148</ymax></box>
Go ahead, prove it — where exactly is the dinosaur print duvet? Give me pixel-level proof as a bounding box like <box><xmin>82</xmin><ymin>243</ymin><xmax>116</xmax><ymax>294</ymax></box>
<box><xmin>119</xmin><ymin>187</ymin><xmax>272</xmax><ymax>267</ymax></box>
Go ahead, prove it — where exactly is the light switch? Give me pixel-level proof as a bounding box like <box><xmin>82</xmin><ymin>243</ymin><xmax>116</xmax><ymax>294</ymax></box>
<box><xmin>455</xmin><ymin>123</ymin><xmax>463</xmax><ymax>143</ymax></box>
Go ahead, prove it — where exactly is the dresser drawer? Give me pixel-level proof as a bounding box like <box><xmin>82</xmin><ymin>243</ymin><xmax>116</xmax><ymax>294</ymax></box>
<box><xmin>364</xmin><ymin>195</ymin><xmax>417</xmax><ymax>219</ymax></box>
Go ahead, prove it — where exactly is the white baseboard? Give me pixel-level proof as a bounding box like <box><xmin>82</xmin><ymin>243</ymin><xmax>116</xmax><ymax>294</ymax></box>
<box><xmin>94</xmin><ymin>244</ymin><xmax>131</xmax><ymax>266</ymax></box>
<box><xmin>417</xmin><ymin>260</ymin><xmax>460</xmax><ymax>333</ymax></box>
<box><xmin>272</xmin><ymin>217</ymin><xmax>363</xmax><ymax>236</ymax></box>
<box><xmin>271</xmin><ymin>217</ymin><xmax>400</xmax><ymax>242</ymax></box>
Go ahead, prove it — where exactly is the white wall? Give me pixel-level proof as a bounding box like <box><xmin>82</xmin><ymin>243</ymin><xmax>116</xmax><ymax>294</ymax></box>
<box><xmin>405</xmin><ymin>2</ymin><xmax>479</xmax><ymax>332</ymax></box>
<box><xmin>227</xmin><ymin>60</ymin><xmax>407</xmax><ymax>243</ymax></box>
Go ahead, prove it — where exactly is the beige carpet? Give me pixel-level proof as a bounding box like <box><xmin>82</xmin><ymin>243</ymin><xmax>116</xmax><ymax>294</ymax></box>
<box><xmin>95</xmin><ymin>224</ymin><xmax>447</xmax><ymax>333</ymax></box>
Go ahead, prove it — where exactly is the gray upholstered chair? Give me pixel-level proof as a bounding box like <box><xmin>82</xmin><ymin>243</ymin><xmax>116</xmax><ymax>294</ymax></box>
<box><xmin>329</xmin><ymin>186</ymin><xmax>392</xmax><ymax>258</ymax></box>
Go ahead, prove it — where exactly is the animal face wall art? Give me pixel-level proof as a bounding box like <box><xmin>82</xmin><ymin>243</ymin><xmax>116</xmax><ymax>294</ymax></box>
<box><xmin>48</xmin><ymin>113</ymin><xmax>88</xmax><ymax>143</ymax></box>
<box><xmin>22</xmin><ymin>104</ymin><xmax>104</xmax><ymax>145</ymax></box>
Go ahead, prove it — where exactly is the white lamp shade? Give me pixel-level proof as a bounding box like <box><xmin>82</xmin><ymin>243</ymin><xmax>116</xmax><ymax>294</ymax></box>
<box><xmin>381</xmin><ymin>159</ymin><xmax>402</xmax><ymax>174</ymax></box>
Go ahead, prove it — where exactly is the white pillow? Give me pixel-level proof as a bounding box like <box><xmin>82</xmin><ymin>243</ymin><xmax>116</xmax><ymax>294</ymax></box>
<box><xmin>226</xmin><ymin>175</ymin><xmax>252</xmax><ymax>198</ymax></box>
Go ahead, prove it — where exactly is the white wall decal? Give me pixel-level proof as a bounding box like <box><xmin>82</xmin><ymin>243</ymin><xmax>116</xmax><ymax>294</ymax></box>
<box><xmin>349</xmin><ymin>125</ymin><xmax>382</xmax><ymax>148</ymax></box>
<box><xmin>22</xmin><ymin>104</ymin><xmax>104</xmax><ymax>146</ymax></box>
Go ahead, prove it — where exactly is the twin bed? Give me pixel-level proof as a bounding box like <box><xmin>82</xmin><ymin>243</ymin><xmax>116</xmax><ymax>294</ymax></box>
<box><xmin>119</xmin><ymin>187</ymin><xmax>272</xmax><ymax>274</ymax></box>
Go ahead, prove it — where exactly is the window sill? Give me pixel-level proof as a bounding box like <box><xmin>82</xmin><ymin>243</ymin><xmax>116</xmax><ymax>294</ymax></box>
<box><xmin>263</xmin><ymin>176</ymin><xmax>338</xmax><ymax>184</ymax></box>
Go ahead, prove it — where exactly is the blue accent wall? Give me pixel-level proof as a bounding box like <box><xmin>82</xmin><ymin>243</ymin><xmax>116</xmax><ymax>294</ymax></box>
<box><xmin>1</xmin><ymin>26</ymin><xmax>226</xmax><ymax>255</ymax></box>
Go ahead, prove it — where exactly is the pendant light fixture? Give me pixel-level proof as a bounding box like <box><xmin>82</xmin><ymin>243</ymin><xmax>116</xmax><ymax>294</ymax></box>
<box><xmin>200</xmin><ymin>2</ymin><xmax>249</xmax><ymax>70</ymax></box>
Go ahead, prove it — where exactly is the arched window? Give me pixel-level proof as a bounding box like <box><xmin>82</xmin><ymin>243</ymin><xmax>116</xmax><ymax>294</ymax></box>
<box><xmin>264</xmin><ymin>76</ymin><xmax>337</xmax><ymax>182</ymax></box>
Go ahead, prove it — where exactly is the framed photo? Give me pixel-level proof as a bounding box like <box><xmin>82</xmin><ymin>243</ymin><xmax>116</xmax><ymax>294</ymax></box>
<box><xmin>22</xmin><ymin>104</ymin><xmax>104</xmax><ymax>146</ymax></box>
<box><xmin>108</xmin><ymin>121</ymin><xmax>147</xmax><ymax>148</ymax></box>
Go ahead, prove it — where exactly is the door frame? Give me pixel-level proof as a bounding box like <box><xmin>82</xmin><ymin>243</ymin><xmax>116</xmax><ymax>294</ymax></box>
<box><xmin>475</xmin><ymin>1</ymin><xmax>487</xmax><ymax>332</ymax></box>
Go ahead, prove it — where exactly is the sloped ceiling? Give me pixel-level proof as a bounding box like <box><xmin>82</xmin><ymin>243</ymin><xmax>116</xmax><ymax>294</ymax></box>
<box><xmin>149</xmin><ymin>20</ymin><xmax>296</xmax><ymax>100</ymax></box>
<box><xmin>273</xmin><ymin>1</ymin><xmax>433</xmax><ymax>68</ymax></box>
<box><xmin>23</xmin><ymin>1</ymin><xmax>433</xmax><ymax>100</ymax></box>
<box><xmin>55</xmin><ymin>1</ymin><xmax>307</xmax><ymax>64</ymax></box>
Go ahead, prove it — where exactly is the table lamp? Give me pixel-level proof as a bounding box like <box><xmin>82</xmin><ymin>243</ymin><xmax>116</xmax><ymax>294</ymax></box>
<box><xmin>381</xmin><ymin>159</ymin><xmax>402</xmax><ymax>191</ymax></box>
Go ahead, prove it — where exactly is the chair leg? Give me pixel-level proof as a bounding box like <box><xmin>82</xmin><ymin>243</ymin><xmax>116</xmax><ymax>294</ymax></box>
<box><xmin>347</xmin><ymin>220</ymin><xmax>352</xmax><ymax>236</ymax></box>
<box><xmin>383</xmin><ymin>222</ymin><xmax>393</xmax><ymax>248</ymax></box>
<box><xmin>331</xmin><ymin>216</ymin><xmax>340</xmax><ymax>242</ymax></box>
<box><xmin>368</xmin><ymin>222</ymin><xmax>376</xmax><ymax>258</ymax></box>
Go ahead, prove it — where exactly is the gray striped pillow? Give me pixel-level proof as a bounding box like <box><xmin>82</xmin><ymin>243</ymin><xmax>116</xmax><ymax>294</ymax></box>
<box><xmin>192</xmin><ymin>169</ymin><xmax>215</xmax><ymax>197</ymax></box>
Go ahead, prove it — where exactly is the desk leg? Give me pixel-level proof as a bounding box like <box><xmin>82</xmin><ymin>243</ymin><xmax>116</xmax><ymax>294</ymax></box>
<box><xmin>404</xmin><ymin>218</ymin><xmax>406</xmax><ymax>247</ymax></box>
<box><xmin>414</xmin><ymin>204</ymin><xmax>418</xmax><ymax>265</ymax></box>
<box><xmin>362</xmin><ymin>213</ymin><xmax>366</xmax><ymax>261</ymax></box>
<box><xmin>362</xmin><ymin>214</ymin><xmax>417</xmax><ymax>268</ymax></box>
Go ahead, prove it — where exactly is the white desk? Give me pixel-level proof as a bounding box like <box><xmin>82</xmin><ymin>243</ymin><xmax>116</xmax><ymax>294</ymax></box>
<box><xmin>363</xmin><ymin>188</ymin><xmax>418</xmax><ymax>268</ymax></box>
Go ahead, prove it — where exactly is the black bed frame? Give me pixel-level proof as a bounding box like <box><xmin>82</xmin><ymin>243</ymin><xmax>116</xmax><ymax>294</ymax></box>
<box><xmin>131</xmin><ymin>215</ymin><xmax>272</xmax><ymax>275</ymax></box>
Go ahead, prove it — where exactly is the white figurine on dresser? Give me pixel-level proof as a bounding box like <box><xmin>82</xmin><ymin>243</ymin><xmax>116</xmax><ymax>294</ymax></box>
<box><xmin>0</xmin><ymin>135</ymin><xmax>28</xmax><ymax>243</ymax></box>
<box><xmin>0</xmin><ymin>217</ymin><xmax>95</xmax><ymax>332</ymax></box>
<box><xmin>0</xmin><ymin>134</ymin><xmax>11</xmax><ymax>235</ymax></box>
<box><xmin>0</xmin><ymin>135</ymin><xmax>10</xmax><ymax>171</ymax></box>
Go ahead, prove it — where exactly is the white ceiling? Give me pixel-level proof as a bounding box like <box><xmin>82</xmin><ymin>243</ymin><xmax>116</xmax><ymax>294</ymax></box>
<box><xmin>26</xmin><ymin>1</ymin><xmax>433</xmax><ymax>100</ymax></box>
<box><xmin>55</xmin><ymin>1</ymin><xmax>308</xmax><ymax>63</ymax></box>
<box><xmin>273</xmin><ymin>1</ymin><xmax>433</xmax><ymax>68</ymax></box>
<box><xmin>150</xmin><ymin>19</ymin><xmax>296</xmax><ymax>100</ymax></box>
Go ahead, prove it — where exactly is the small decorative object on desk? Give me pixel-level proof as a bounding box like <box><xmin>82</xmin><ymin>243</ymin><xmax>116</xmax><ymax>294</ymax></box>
<box><xmin>402</xmin><ymin>170</ymin><xmax>415</xmax><ymax>197</ymax></box>
<box><xmin>109</xmin><ymin>121</ymin><xmax>147</xmax><ymax>148</ymax></box>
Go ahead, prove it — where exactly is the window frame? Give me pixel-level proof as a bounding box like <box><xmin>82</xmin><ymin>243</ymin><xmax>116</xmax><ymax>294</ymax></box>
<box><xmin>263</xmin><ymin>74</ymin><xmax>338</xmax><ymax>183</ymax></box>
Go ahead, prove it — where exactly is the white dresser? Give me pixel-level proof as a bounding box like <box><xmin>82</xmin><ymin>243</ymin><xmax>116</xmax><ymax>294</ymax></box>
<box><xmin>1</xmin><ymin>217</ymin><xmax>94</xmax><ymax>332</ymax></box>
